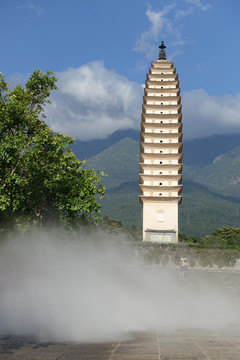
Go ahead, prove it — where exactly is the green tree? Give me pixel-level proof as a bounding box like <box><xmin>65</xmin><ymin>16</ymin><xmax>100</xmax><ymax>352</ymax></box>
<box><xmin>178</xmin><ymin>233</ymin><xmax>188</xmax><ymax>242</ymax></box>
<box><xmin>0</xmin><ymin>70</ymin><xmax>105</xmax><ymax>233</ymax></box>
<box><xmin>188</xmin><ymin>235</ymin><xmax>202</xmax><ymax>244</ymax></box>
<box><xmin>100</xmin><ymin>215</ymin><xmax>128</xmax><ymax>235</ymax></box>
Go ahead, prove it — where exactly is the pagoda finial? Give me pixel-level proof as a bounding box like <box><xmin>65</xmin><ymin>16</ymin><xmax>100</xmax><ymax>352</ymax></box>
<box><xmin>158</xmin><ymin>41</ymin><xmax>166</xmax><ymax>60</ymax></box>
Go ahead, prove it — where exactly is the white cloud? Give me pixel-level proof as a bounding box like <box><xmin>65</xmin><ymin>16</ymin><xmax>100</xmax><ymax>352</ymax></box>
<box><xmin>134</xmin><ymin>5</ymin><xmax>178</xmax><ymax>59</ymax></box>
<box><xmin>145</xmin><ymin>5</ymin><xmax>176</xmax><ymax>37</ymax></box>
<box><xmin>8</xmin><ymin>64</ymin><xmax>240</xmax><ymax>143</ymax></box>
<box><xmin>19</xmin><ymin>1</ymin><xmax>45</xmax><ymax>16</ymax></box>
<box><xmin>134</xmin><ymin>1</ymin><xmax>212</xmax><ymax>59</ymax></box>
<box><xmin>186</xmin><ymin>0</ymin><xmax>211</xmax><ymax>11</ymax></box>
<box><xmin>182</xmin><ymin>90</ymin><xmax>240</xmax><ymax>140</ymax></box>
<box><xmin>175</xmin><ymin>7</ymin><xmax>194</xmax><ymax>18</ymax></box>
<box><xmin>45</xmin><ymin>61</ymin><xmax>143</xmax><ymax>141</ymax></box>
<box><xmin>45</xmin><ymin>62</ymin><xmax>240</xmax><ymax>142</ymax></box>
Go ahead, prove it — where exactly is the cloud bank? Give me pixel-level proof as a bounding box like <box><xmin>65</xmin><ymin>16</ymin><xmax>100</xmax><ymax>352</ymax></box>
<box><xmin>183</xmin><ymin>90</ymin><xmax>240</xmax><ymax>140</ymax></box>
<box><xmin>45</xmin><ymin>61</ymin><xmax>143</xmax><ymax>141</ymax></box>
<box><xmin>44</xmin><ymin>62</ymin><xmax>240</xmax><ymax>141</ymax></box>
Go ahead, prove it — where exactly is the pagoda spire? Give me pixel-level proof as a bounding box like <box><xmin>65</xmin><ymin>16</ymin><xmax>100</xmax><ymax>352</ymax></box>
<box><xmin>158</xmin><ymin>40</ymin><xmax>166</xmax><ymax>60</ymax></box>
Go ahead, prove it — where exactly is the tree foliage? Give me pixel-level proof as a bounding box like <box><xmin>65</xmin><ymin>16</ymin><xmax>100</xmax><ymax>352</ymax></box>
<box><xmin>204</xmin><ymin>227</ymin><xmax>240</xmax><ymax>247</ymax></box>
<box><xmin>0</xmin><ymin>71</ymin><xmax>105</xmax><ymax>233</ymax></box>
<box><xmin>179</xmin><ymin>227</ymin><xmax>240</xmax><ymax>249</ymax></box>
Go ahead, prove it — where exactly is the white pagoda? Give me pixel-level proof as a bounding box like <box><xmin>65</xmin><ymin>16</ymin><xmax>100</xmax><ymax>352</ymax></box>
<box><xmin>139</xmin><ymin>41</ymin><xmax>183</xmax><ymax>243</ymax></box>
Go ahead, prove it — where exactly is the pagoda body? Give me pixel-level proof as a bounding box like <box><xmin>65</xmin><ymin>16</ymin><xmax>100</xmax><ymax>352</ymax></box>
<box><xmin>139</xmin><ymin>42</ymin><xmax>183</xmax><ymax>243</ymax></box>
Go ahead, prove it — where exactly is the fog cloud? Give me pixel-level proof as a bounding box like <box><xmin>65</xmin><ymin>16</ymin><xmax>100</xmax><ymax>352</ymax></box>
<box><xmin>45</xmin><ymin>61</ymin><xmax>143</xmax><ymax>141</ymax></box>
<box><xmin>182</xmin><ymin>90</ymin><xmax>240</xmax><ymax>140</ymax></box>
<box><xmin>0</xmin><ymin>232</ymin><xmax>238</xmax><ymax>342</ymax></box>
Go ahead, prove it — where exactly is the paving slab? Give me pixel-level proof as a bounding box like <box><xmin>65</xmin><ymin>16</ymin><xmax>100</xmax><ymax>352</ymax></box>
<box><xmin>1</xmin><ymin>328</ymin><xmax>240</xmax><ymax>360</ymax></box>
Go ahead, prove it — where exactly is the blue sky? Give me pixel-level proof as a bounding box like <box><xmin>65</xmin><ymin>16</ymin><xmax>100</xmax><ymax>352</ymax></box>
<box><xmin>2</xmin><ymin>0</ymin><xmax>240</xmax><ymax>141</ymax></box>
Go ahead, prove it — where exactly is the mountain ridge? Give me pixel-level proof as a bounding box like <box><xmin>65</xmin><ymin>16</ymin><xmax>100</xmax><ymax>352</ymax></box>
<box><xmin>71</xmin><ymin>129</ymin><xmax>240</xmax><ymax>166</ymax></box>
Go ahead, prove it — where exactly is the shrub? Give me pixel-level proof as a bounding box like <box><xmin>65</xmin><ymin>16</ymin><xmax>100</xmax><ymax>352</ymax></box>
<box><xmin>198</xmin><ymin>251</ymin><xmax>213</xmax><ymax>267</ymax></box>
<box><xmin>202</xmin><ymin>235</ymin><xmax>227</xmax><ymax>247</ymax></box>
<box><xmin>188</xmin><ymin>254</ymin><xmax>196</xmax><ymax>267</ymax></box>
<box><xmin>154</xmin><ymin>251</ymin><xmax>161</xmax><ymax>265</ymax></box>
<box><xmin>212</xmin><ymin>227</ymin><xmax>240</xmax><ymax>247</ymax></box>
<box><xmin>179</xmin><ymin>233</ymin><xmax>188</xmax><ymax>242</ymax></box>
<box><xmin>188</xmin><ymin>235</ymin><xmax>202</xmax><ymax>244</ymax></box>
<box><xmin>161</xmin><ymin>253</ymin><xmax>169</xmax><ymax>266</ymax></box>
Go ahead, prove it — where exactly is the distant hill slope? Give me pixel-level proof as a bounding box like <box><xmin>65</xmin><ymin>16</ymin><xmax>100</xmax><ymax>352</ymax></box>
<box><xmin>71</xmin><ymin>129</ymin><xmax>140</xmax><ymax>160</ymax></box>
<box><xmin>179</xmin><ymin>181</ymin><xmax>240</xmax><ymax>236</ymax></box>
<box><xmin>185</xmin><ymin>146</ymin><xmax>240</xmax><ymax>199</ymax></box>
<box><xmin>87</xmin><ymin>137</ymin><xmax>139</xmax><ymax>190</ymax></box>
<box><xmin>183</xmin><ymin>134</ymin><xmax>240</xmax><ymax>166</ymax></box>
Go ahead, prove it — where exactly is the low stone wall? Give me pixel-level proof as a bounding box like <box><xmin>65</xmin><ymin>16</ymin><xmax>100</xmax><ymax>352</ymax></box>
<box><xmin>133</xmin><ymin>245</ymin><xmax>240</xmax><ymax>271</ymax></box>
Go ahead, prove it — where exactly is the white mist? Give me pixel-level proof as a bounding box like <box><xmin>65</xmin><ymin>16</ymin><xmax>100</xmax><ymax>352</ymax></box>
<box><xmin>0</xmin><ymin>231</ymin><xmax>238</xmax><ymax>342</ymax></box>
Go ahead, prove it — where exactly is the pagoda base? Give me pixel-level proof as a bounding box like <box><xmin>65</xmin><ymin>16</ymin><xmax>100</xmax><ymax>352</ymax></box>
<box><xmin>145</xmin><ymin>229</ymin><xmax>177</xmax><ymax>243</ymax></box>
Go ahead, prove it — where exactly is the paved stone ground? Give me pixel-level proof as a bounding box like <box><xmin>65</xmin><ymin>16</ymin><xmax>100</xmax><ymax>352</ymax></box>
<box><xmin>1</xmin><ymin>270</ymin><xmax>240</xmax><ymax>360</ymax></box>
<box><xmin>1</xmin><ymin>327</ymin><xmax>240</xmax><ymax>360</ymax></box>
